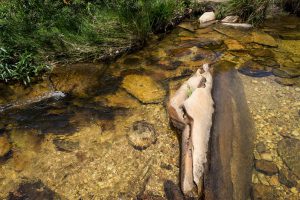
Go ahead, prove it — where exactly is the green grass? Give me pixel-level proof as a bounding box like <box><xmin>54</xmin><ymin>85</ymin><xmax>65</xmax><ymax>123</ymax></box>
<box><xmin>216</xmin><ymin>0</ymin><xmax>270</xmax><ymax>24</ymax></box>
<box><xmin>0</xmin><ymin>0</ymin><xmax>185</xmax><ymax>84</ymax></box>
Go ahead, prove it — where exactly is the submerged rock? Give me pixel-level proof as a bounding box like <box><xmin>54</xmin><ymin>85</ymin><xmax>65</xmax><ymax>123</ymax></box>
<box><xmin>277</xmin><ymin>138</ymin><xmax>300</xmax><ymax>178</ymax></box>
<box><xmin>101</xmin><ymin>90</ymin><xmax>140</xmax><ymax>108</ymax></box>
<box><xmin>278</xmin><ymin>168</ymin><xmax>298</xmax><ymax>188</ymax></box>
<box><xmin>0</xmin><ymin>135</ymin><xmax>11</xmax><ymax>158</ymax></box>
<box><xmin>163</xmin><ymin>180</ymin><xmax>185</xmax><ymax>200</ymax></box>
<box><xmin>272</xmin><ymin>67</ymin><xmax>300</xmax><ymax>78</ymax></box>
<box><xmin>256</xmin><ymin>142</ymin><xmax>267</xmax><ymax>153</ymax></box>
<box><xmin>123</xmin><ymin>57</ymin><xmax>142</xmax><ymax>66</ymax></box>
<box><xmin>127</xmin><ymin>121</ymin><xmax>157</xmax><ymax>150</ymax></box>
<box><xmin>238</xmin><ymin>60</ymin><xmax>273</xmax><ymax>77</ymax></box>
<box><xmin>255</xmin><ymin>160</ymin><xmax>278</xmax><ymax>175</ymax></box>
<box><xmin>8</xmin><ymin>180</ymin><xmax>61</xmax><ymax>200</ymax></box>
<box><xmin>50</xmin><ymin>63</ymin><xmax>106</xmax><ymax>97</ymax></box>
<box><xmin>178</xmin><ymin>22</ymin><xmax>195</xmax><ymax>32</ymax></box>
<box><xmin>158</xmin><ymin>60</ymin><xmax>184</xmax><ymax>70</ymax></box>
<box><xmin>224</xmin><ymin>39</ymin><xmax>244</xmax><ymax>51</ymax></box>
<box><xmin>168</xmin><ymin>47</ymin><xmax>192</xmax><ymax>57</ymax></box>
<box><xmin>252</xmin><ymin>32</ymin><xmax>277</xmax><ymax>47</ymax></box>
<box><xmin>122</xmin><ymin>75</ymin><xmax>166</xmax><ymax>104</ymax></box>
<box><xmin>252</xmin><ymin>184</ymin><xmax>279</xmax><ymax>200</ymax></box>
<box><xmin>253</xmin><ymin>58</ymin><xmax>279</xmax><ymax>69</ymax></box>
<box><xmin>199</xmin><ymin>12</ymin><xmax>216</xmax><ymax>24</ymax></box>
<box><xmin>53</xmin><ymin>138</ymin><xmax>79</xmax><ymax>152</ymax></box>
<box><xmin>249</xmin><ymin>48</ymin><xmax>274</xmax><ymax>58</ymax></box>
<box><xmin>279</xmin><ymin>32</ymin><xmax>300</xmax><ymax>40</ymax></box>
<box><xmin>274</xmin><ymin>77</ymin><xmax>298</xmax><ymax>86</ymax></box>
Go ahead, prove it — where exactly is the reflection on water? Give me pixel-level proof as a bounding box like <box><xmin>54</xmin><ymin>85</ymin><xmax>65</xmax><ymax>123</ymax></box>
<box><xmin>0</xmin><ymin>16</ymin><xmax>300</xmax><ymax>199</ymax></box>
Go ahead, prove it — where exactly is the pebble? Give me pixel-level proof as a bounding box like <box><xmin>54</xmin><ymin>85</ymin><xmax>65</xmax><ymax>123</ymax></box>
<box><xmin>258</xmin><ymin>173</ymin><xmax>270</xmax><ymax>185</ymax></box>
<box><xmin>269</xmin><ymin>176</ymin><xmax>280</xmax><ymax>186</ymax></box>
<box><xmin>290</xmin><ymin>187</ymin><xmax>298</xmax><ymax>194</ymax></box>
<box><xmin>260</xmin><ymin>153</ymin><xmax>273</xmax><ymax>161</ymax></box>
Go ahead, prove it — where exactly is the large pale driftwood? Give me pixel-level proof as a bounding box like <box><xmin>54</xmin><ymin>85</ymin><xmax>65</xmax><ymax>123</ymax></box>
<box><xmin>168</xmin><ymin>64</ymin><xmax>214</xmax><ymax>195</ymax></box>
<box><xmin>183</xmin><ymin>65</ymin><xmax>213</xmax><ymax>191</ymax></box>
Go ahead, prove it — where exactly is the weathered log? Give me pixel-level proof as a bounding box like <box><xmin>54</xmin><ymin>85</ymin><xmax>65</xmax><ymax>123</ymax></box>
<box><xmin>168</xmin><ymin>64</ymin><xmax>214</xmax><ymax>196</ymax></box>
<box><xmin>204</xmin><ymin>64</ymin><xmax>255</xmax><ymax>200</ymax></box>
<box><xmin>183</xmin><ymin>65</ymin><xmax>214</xmax><ymax>191</ymax></box>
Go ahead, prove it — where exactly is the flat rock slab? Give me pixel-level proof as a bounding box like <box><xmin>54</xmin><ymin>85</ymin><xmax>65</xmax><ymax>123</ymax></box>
<box><xmin>277</xmin><ymin>138</ymin><xmax>300</xmax><ymax>178</ymax></box>
<box><xmin>204</xmin><ymin>65</ymin><xmax>254</xmax><ymax>200</ymax></box>
<box><xmin>122</xmin><ymin>75</ymin><xmax>166</xmax><ymax>104</ymax></box>
<box><xmin>252</xmin><ymin>32</ymin><xmax>277</xmax><ymax>47</ymax></box>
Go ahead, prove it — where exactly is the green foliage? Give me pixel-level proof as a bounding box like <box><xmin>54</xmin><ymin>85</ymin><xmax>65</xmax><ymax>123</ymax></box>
<box><xmin>216</xmin><ymin>0</ymin><xmax>270</xmax><ymax>24</ymax></box>
<box><xmin>0</xmin><ymin>0</ymin><xmax>186</xmax><ymax>84</ymax></box>
<box><xmin>0</xmin><ymin>47</ymin><xmax>47</xmax><ymax>85</ymax></box>
<box><xmin>105</xmin><ymin>0</ymin><xmax>185</xmax><ymax>39</ymax></box>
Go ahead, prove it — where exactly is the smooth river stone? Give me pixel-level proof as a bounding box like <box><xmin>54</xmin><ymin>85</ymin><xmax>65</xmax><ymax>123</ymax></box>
<box><xmin>204</xmin><ymin>66</ymin><xmax>255</xmax><ymax>200</ymax></box>
<box><xmin>122</xmin><ymin>74</ymin><xmax>166</xmax><ymax>103</ymax></box>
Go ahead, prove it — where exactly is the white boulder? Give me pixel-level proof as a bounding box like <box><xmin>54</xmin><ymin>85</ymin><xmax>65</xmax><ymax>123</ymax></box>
<box><xmin>199</xmin><ymin>12</ymin><xmax>216</xmax><ymax>24</ymax></box>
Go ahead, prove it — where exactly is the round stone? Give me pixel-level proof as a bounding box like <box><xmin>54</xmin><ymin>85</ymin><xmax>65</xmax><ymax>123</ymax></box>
<box><xmin>128</xmin><ymin>121</ymin><xmax>157</xmax><ymax>150</ymax></box>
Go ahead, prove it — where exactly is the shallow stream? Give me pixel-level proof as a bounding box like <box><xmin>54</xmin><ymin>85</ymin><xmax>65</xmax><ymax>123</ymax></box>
<box><xmin>0</xmin><ymin>16</ymin><xmax>299</xmax><ymax>199</ymax></box>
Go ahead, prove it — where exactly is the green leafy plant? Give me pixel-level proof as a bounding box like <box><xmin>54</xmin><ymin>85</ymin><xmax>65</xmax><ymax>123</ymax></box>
<box><xmin>0</xmin><ymin>47</ymin><xmax>47</xmax><ymax>85</ymax></box>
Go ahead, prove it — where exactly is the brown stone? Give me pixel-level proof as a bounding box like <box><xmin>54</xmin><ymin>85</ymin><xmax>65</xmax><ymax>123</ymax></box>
<box><xmin>0</xmin><ymin>135</ymin><xmax>11</xmax><ymax>157</ymax></box>
<box><xmin>255</xmin><ymin>160</ymin><xmax>278</xmax><ymax>175</ymax></box>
